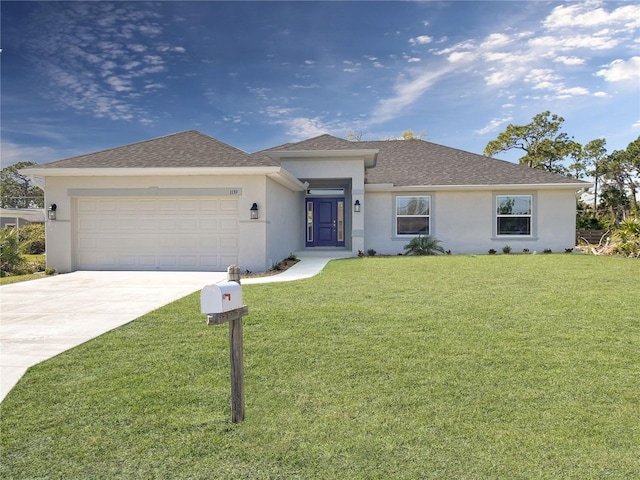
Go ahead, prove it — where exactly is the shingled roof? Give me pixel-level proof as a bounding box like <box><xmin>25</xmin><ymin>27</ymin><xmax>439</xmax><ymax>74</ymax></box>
<box><xmin>33</xmin><ymin>131</ymin><xmax>587</xmax><ymax>187</ymax></box>
<box><xmin>35</xmin><ymin>130</ymin><xmax>278</xmax><ymax>169</ymax></box>
<box><xmin>268</xmin><ymin>134</ymin><xmax>585</xmax><ymax>186</ymax></box>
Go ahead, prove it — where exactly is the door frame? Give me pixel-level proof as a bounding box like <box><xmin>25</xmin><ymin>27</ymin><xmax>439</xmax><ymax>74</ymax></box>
<box><xmin>305</xmin><ymin>196</ymin><xmax>346</xmax><ymax>248</ymax></box>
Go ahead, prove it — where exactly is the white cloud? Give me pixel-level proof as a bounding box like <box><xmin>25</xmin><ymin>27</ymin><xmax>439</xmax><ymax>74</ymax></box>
<box><xmin>593</xmin><ymin>91</ymin><xmax>608</xmax><ymax>97</ymax></box>
<box><xmin>554</xmin><ymin>56</ymin><xmax>586</xmax><ymax>65</ymax></box>
<box><xmin>284</xmin><ymin>117</ymin><xmax>330</xmax><ymax>139</ymax></box>
<box><xmin>555</xmin><ymin>86</ymin><xmax>590</xmax><ymax>98</ymax></box>
<box><xmin>407</xmin><ymin>57</ymin><xmax>421</xmax><ymax>63</ymax></box>
<box><xmin>596</xmin><ymin>57</ymin><xmax>640</xmax><ymax>82</ymax></box>
<box><xmin>475</xmin><ymin>115</ymin><xmax>513</xmax><ymax>135</ymax></box>
<box><xmin>448</xmin><ymin>51</ymin><xmax>476</xmax><ymax>63</ymax></box>
<box><xmin>479</xmin><ymin>33</ymin><xmax>511</xmax><ymax>49</ymax></box>
<box><xmin>409</xmin><ymin>35</ymin><xmax>433</xmax><ymax>46</ymax></box>
<box><xmin>485</xmin><ymin>70</ymin><xmax>519</xmax><ymax>87</ymax></box>
<box><xmin>543</xmin><ymin>1</ymin><xmax>640</xmax><ymax>30</ymax></box>
<box><xmin>528</xmin><ymin>34</ymin><xmax>619</xmax><ymax>51</ymax></box>
<box><xmin>633</xmin><ymin>120</ymin><xmax>640</xmax><ymax>129</ymax></box>
<box><xmin>371</xmin><ymin>65</ymin><xmax>453</xmax><ymax>123</ymax></box>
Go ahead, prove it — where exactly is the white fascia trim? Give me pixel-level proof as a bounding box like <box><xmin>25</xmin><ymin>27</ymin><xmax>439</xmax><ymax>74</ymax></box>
<box><xmin>365</xmin><ymin>182</ymin><xmax>591</xmax><ymax>192</ymax></box>
<box><xmin>267</xmin><ymin>149</ymin><xmax>378</xmax><ymax>167</ymax></box>
<box><xmin>29</xmin><ymin>175</ymin><xmax>46</xmax><ymax>190</ymax></box>
<box><xmin>19</xmin><ymin>166</ymin><xmax>286</xmax><ymax>177</ymax></box>
<box><xmin>267</xmin><ymin>168</ymin><xmax>308</xmax><ymax>191</ymax></box>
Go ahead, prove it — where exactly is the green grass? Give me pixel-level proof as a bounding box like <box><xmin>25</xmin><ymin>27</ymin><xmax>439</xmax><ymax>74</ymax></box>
<box><xmin>1</xmin><ymin>255</ymin><xmax>639</xmax><ymax>479</ymax></box>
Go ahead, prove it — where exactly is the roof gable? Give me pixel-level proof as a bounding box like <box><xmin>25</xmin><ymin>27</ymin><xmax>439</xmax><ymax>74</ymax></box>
<box><xmin>36</xmin><ymin>131</ymin><xmax>277</xmax><ymax>169</ymax></box>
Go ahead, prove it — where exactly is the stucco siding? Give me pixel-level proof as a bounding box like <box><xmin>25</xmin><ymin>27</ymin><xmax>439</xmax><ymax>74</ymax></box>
<box><xmin>265</xmin><ymin>177</ymin><xmax>304</xmax><ymax>270</ymax></box>
<box><xmin>364</xmin><ymin>188</ymin><xmax>578</xmax><ymax>255</ymax></box>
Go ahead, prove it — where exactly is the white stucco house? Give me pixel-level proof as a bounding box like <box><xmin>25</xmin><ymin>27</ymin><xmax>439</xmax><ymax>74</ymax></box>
<box><xmin>21</xmin><ymin>130</ymin><xmax>588</xmax><ymax>273</ymax></box>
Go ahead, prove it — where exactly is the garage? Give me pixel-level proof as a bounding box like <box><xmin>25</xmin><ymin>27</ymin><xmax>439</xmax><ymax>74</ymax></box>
<box><xmin>75</xmin><ymin>196</ymin><xmax>239</xmax><ymax>271</ymax></box>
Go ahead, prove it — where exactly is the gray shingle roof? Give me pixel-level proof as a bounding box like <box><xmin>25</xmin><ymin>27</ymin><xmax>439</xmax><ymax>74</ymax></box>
<box><xmin>35</xmin><ymin>131</ymin><xmax>586</xmax><ymax>187</ymax></box>
<box><xmin>36</xmin><ymin>130</ymin><xmax>278</xmax><ymax>169</ymax></box>
<box><xmin>272</xmin><ymin>134</ymin><xmax>585</xmax><ymax>186</ymax></box>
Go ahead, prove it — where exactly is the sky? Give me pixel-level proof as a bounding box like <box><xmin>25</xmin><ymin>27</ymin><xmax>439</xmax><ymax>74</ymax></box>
<box><xmin>1</xmin><ymin>0</ymin><xmax>639</xmax><ymax>168</ymax></box>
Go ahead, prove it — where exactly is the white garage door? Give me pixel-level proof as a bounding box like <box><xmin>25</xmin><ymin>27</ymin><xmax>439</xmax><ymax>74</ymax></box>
<box><xmin>75</xmin><ymin>197</ymin><xmax>239</xmax><ymax>271</ymax></box>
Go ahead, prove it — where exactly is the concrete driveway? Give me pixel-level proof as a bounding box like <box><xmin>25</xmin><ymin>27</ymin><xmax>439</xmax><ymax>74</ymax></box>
<box><xmin>0</xmin><ymin>271</ymin><xmax>226</xmax><ymax>402</ymax></box>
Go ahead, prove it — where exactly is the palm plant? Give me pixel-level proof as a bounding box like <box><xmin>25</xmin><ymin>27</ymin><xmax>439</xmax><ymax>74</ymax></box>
<box><xmin>403</xmin><ymin>235</ymin><xmax>445</xmax><ymax>256</ymax></box>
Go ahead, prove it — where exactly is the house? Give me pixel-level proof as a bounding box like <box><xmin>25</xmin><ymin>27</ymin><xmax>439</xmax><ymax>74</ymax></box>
<box><xmin>21</xmin><ymin>130</ymin><xmax>588</xmax><ymax>273</ymax></box>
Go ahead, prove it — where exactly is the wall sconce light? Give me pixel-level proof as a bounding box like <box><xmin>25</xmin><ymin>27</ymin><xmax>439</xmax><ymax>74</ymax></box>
<box><xmin>48</xmin><ymin>203</ymin><xmax>57</xmax><ymax>221</ymax></box>
<box><xmin>250</xmin><ymin>202</ymin><xmax>259</xmax><ymax>220</ymax></box>
<box><xmin>354</xmin><ymin>200</ymin><xmax>361</xmax><ymax>213</ymax></box>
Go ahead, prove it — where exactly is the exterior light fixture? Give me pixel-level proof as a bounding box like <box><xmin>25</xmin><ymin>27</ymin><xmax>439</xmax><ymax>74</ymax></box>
<box><xmin>48</xmin><ymin>203</ymin><xmax>57</xmax><ymax>221</ymax></box>
<box><xmin>354</xmin><ymin>200</ymin><xmax>361</xmax><ymax>212</ymax></box>
<box><xmin>250</xmin><ymin>202</ymin><xmax>259</xmax><ymax>220</ymax></box>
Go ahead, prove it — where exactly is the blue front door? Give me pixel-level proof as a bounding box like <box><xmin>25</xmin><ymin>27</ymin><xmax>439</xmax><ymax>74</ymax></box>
<box><xmin>306</xmin><ymin>197</ymin><xmax>345</xmax><ymax>247</ymax></box>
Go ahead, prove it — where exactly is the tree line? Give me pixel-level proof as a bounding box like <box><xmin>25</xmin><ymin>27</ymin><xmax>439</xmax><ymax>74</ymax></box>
<box><xmin>484</xmin><ymin>111</ymin><xmax>639</xmax><ymax>229</ymax></box>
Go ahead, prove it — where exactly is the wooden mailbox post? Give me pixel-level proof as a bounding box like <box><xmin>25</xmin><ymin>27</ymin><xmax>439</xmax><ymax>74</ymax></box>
<box><xmin>201</xmin><ymin>265</ymin><xmax>248</xmax><ymax>423</ymax></box>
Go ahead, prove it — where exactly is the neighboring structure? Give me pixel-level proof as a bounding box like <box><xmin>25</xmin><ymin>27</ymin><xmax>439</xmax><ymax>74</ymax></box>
<box><xmin>21</xmin><ymin>131</ymin><xmax>589</xmax><ymax>273</ymax></box>
<box><xmin>0</xmin><ymin>208</ymin><xmax>46</xmax><ymax>229</ymax></box>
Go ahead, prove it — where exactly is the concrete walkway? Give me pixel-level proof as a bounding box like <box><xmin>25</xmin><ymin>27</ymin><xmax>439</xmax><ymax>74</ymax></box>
<box><xmin>0</xmin><ymin>254</ymin><xmax>340</xmax><ymax>402</ymax></box>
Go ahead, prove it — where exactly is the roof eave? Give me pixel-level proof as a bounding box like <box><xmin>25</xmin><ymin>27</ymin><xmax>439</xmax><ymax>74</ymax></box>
<box><xmin>365</xmin><ymin>182</ymin><xmax>592</xmax><ymax>192</ymax></box>
<box><xmin>268</xmin><ymin>168</ymin><xmax>308</xmax><ymax>191</ymax></box>
<box><xmin>18</xmin><ymin>166</ymin><xmax>284</xmax><ymax>177</ymax></box>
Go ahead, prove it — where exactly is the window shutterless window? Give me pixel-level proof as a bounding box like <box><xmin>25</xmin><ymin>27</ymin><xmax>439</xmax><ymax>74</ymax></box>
<box><xmin>396</xmin><ymin>196</ymin><xmax>430</xmax><ymax>235</ymax></box>
<box><xmin>496</xmin><ymin>195</ymin><xmax>532</xmax><ymax>235</ymax></box>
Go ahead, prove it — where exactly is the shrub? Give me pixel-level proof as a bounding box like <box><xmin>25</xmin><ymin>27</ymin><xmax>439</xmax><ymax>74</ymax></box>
<box><xmin>502</xmin><ymin>245</ymin><xmax>512</xmax><ymax>254</ymax></box>
<box><xmin>543</xmin><ymin>248</ymin><xmax>553</xmax><ymax>254</ymax></box>
<box><xmin>1</xmin><ymin>228</ymin><xmax>26</xmax><ymax>275</ymax></box>
<box><xmin>18</xmin><ymin>224</ymin><xmax>45</xmax><ymax>254</ymax></box>
<box><xmin>367</xmin><ymin>249</ymin><xmax>376</xmax><ymax>257</ymax></box>
<box><xmin>403</xmin><ymin>235</ymin><xmax>445</xmax><ymax>256</ymax></box>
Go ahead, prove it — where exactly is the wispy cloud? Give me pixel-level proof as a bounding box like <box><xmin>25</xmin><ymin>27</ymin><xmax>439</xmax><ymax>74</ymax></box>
<box><xmin>475</xmin><ymin>115</ymin><xmax>514</xmax><ymax>136</ymax></box>
<box><xmin>23</xmin><ymin>2</ymin><xmax>185</xmax><ymax>124</ymax></box>
<box><xmin>371</xmin><ymin>64</ymin><xmax>454</xmax><ymax>124</ymax></box>
<box><xmin>371</xmin><ymin>0</ymin><xmax>637</xmax><ymax>127</ymax></box>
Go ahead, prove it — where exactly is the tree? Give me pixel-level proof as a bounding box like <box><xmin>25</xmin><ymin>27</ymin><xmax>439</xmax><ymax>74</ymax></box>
<box><xmin>483</xmin><ymin>111</ymin><xmax>581</xmax><ymax>174</ymax></box>
<box><xmin>0</xmin><ymin>161</ymin><xmax>43</xmax><ymax>208</ymax></box>
<box><xmin>574</xmin><ymin>138</ymin><xmax>608</xmax><ymax>214</ymax></box>
<box><xmin>401</xmin><ymin>129</ymin><xmax>427</xmax><ymax>140</ymax></box>
<box><xmin>346</xmin><ymin>129</ymin><xmax>366</xmax><ymax>142</ymax></box>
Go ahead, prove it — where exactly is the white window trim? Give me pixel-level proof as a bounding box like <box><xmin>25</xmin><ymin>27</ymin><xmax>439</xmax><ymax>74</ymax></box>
<box><xmin>394</xmin><ymin>194</ymin><xmax>432</xmax><ymax>237</ymax></box>
<box><xmin>494</xmin><ymin>193</ymin><xmax>535</xmax><ymax>238</ymax></box>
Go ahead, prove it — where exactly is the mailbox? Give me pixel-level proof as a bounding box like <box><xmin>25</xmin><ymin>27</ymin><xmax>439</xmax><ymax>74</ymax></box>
<box><xmin>201</xmin><ymin>281</ymin><xmax>243</xmax><ymax>314</ymax></box>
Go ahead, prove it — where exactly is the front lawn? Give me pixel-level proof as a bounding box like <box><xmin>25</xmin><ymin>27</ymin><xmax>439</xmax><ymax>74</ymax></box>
<box><xmin>1</xmin><ymin>255</ymin><xmax>638</xmax><ymax>479</ymax></box>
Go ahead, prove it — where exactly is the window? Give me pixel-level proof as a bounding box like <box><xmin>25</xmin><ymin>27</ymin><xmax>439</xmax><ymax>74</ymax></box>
<box><xmin>306</xmin><ymin>201</ymin><xmax>313</xmax><ymax>242</ymax></box>
<box><xmin>396</xmin><ymin>196</ymin><xmax>430</xmax><ymax>235</ymax></box>
<box><xmin>496</xmin><ymin>195</ymin><xmax>532</xmax><ymax>235</ymax></box>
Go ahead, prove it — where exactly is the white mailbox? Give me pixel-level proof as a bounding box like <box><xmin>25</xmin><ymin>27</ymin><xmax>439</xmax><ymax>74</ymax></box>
<box><xmin>201</xmin><ymin>281</ymin><xmax>243</xmax><ymax>314</ymax></box>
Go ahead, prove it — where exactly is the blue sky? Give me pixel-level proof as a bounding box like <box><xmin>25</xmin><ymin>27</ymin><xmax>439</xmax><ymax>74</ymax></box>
<box><xmin>1</xmin><ymin>1</ymin><xmax>639</xmax><ymax>167</ymax></box>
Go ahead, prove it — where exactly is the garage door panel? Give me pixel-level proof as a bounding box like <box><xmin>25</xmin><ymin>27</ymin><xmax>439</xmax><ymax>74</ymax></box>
<box><xmin>76</xmin><ymin>197</ymin><xmax>239</xmax><ymax>271</ymax></box>
<box><xmin>220</xmin><ymin>218</ymin><xmax>238</xmax><ymax>231</ymax></box>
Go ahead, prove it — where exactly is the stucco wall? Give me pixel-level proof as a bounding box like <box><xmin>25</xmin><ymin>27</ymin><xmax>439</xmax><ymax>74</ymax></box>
<box><xmin>265</xmin><ymin>177</ymin><xmax>304</xmax><ymax>270</ymax></box>
<box><xmin>364</xmin><ymin>188</ymin><xmax>578</xmax><ymax>255</ymax></box>
<box><xmin>43</xmin><ymin>174</ymin><xmax>271</xmax><ymax>273</ymax></box>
